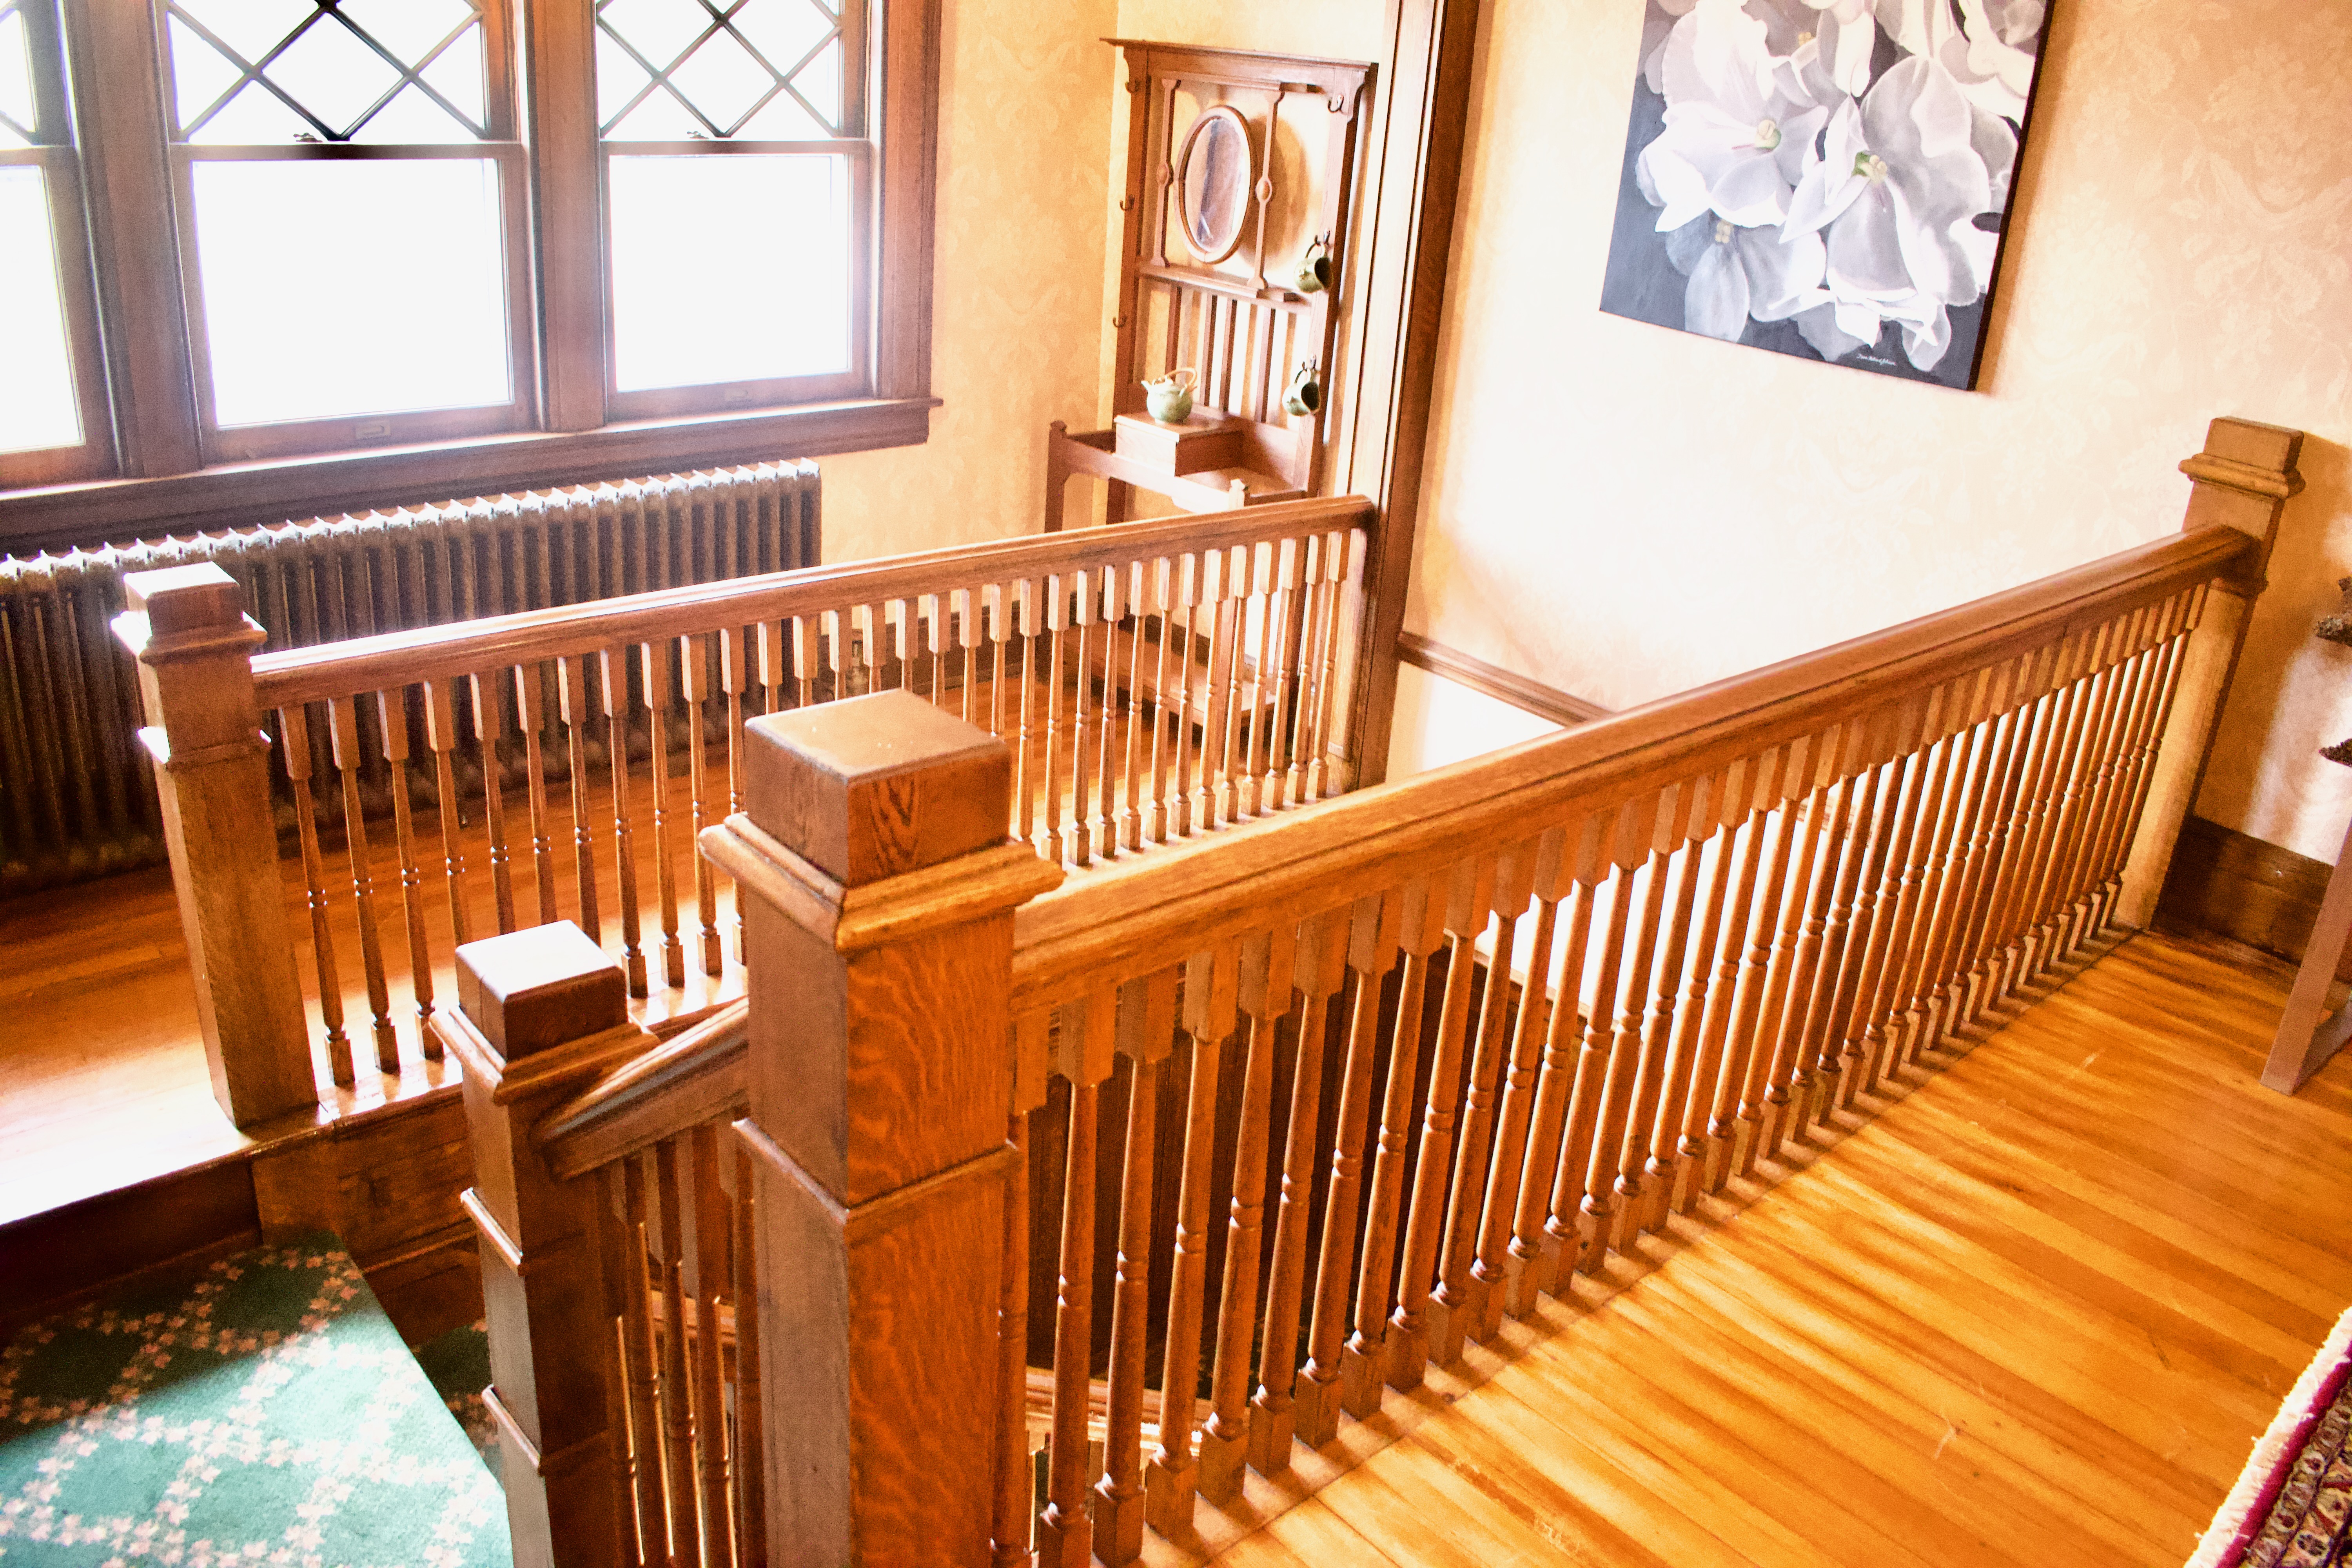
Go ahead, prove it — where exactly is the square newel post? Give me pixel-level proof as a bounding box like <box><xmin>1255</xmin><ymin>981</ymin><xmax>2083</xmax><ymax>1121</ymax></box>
<box><xmin>2114</xmin><ymin>418</ymin><xmax>2306</xmax><ymax>928</ymax></box>
<box><xmin>699</xmin><ymin>690</ymin><xmax>1065</xmax><ymax>1568</ymax></box>
<box><xmin>112</xmin><ymin>562</ymin><xmax>314</xmax><ymax>1128</ymax></box>
<box><xmin>435</xmin><ymin>921</ymin><xmax>651</xmax><ymax>1568</ymax></box>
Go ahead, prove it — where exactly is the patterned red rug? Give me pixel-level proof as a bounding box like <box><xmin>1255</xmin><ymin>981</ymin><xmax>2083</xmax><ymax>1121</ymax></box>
<box><xmin>2191</xmin><ymin>1305</ymin><xmax>2352</xmax><ymax>1568</ymax></box>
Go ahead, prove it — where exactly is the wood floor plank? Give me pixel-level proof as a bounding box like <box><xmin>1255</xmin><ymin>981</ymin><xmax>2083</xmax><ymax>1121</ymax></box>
<box><xmin>1199</xmin><ymin>930</ymin><xmax>2352</xmax><ymax>1568</ymax></box>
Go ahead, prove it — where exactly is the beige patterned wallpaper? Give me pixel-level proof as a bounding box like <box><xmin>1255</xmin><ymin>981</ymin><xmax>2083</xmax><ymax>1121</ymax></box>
<box><xmin>1408</xmin><ymin>0</ymin><xmax>2352</xmax><ymax>858</ymax></box>
<box><xmin>819</xmin><ymin>0</ymin><xmax>1120</xmax><ymax>561</ymax></box>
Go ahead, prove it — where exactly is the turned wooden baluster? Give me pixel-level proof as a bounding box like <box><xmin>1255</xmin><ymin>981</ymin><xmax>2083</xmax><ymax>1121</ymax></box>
<box><xmin>1858</xmin><ymin>717</ymin><xmax>1963</xmax><ymax>1091</ymax></box>
<box><xmin>1434</xmin><ymin>840</ymin><xmax>1539</xmax><ymax>1365</ymax></box>
<box><xmin>1753</xmin><ymin>735</ymin><xmax>1854</xmax><ymax>1164</ymax></box>
<box><xmin>1013</xmin><ymin>579</ymin><xmax>1042</xmax><ymax>849</ymax></box>
<box><xmin>2017</xmin><ymin>625</ymin><xmax>2134</xmax><ymax>987</ymax></box>
<box><xmin>1304</xmin><ymin>529</ymin><xmax>1350</xmax><ymax>803</ymax></box>
<box><xmin>1742</xmin><ymin>736</ymin><xmax>1843</xmax><ymax>1174</ymax></box>
<box><xmin>954</xmin><ymin>588</ymin><xmax>981</xmax><ymax>729</ymax></box>
<box><xmin>327</xmin><ymin>693</ymin><xmax>400</xmax><ymax>1071</ymax></box>
<box><xmin>556</xmin><ymin>653</ymin><xmax>604</xmax><ymax>943</ymax></box>
<box><xmin>1677</xmin><ymin>751</ymin><xmax>1782</xmax><ymax>1210</ymax></box>
<box><xmin>1710</xmin><ymin>736</ymin><xmax>1816</xmax><ymax>1195</ymax></box>
<box><xmin>1547</xmin><ymin>802</ymin><xmax>1647</xmax><ymax>1278</ymax></box>
<box><xmin>1466</xmin><ymin>833</ymin><xmax>1567</xmax><ymax>1336</ymax></box>
<box><xmin>514</xmin><ymin>662</ymin><xmax>563</xmax><ymax>927</ymax></box>
<box><xmin>1931</xmin><ymin>672</ymin><xmax>2043</xmax><ymax>1051</ymax></box>
<box><xmin>1834</xmin><ymin>727</ymin><xmax>1938</xmax><ymax>1108</ymax></box>
<box><xmin>1576</xmin><ymin>799</ymin><xmax>1677</xmax><ymax>1271</ymax></box>
<box><xmin>685</xmin><ymin>633</ymin><xmax>725</xmax><ymax>978</ymax></box>
<box><xmin>1199</xmin><ymin>924</ymin><xmax>1299</xmax><ymax>1500</ymax></box>
<box><xmin>1294</xmin><ymin>890</ymin><xmax>1404</xmax><ymax>1446</ymax></box>
<box><xmin>1508</xmin><ymin>823</ymin><xmax>1602</xmax><ymax>1309</ymax></box>
<box><xmin>1285</xmin><ymin>536</ymin><xmax>1327</xmax><ymax>809</ymax></box>
<box><xmin>1265</xmin><ymin>536</ymin><xmax>1310</xmax><ymax>816</ymax></box>
<box><xmin>2101</xmin><ymin>601</ymin><xmax>2197</xmax><ymax>934</ymax></box>
<box><xmin>1248</xmin><ymin>908</ymin><xmax>1351</xmax><ymax>1473</ymax></box>
<box><xmin>1205</xmin><ymin>546</ymin><xmax>1247</xmax><ymax>829</ymax></box>
<box><xmin>1069</xmin><ymin>567</ymin><xmax>1104</xmax><ymax>867</ymax></box>
<box><xmin>688</xmin><ymin>1124</ymin><xmax>733</xmax><ymax>1566</ymax></box>
<box><xmin>1115</xmin><ymin>563</ymin><xmax>1151</xmax><ymax>853</ymax></box>
<box><xmin>1629</xmin><ymin>784</ymin><xmax>1736</xmax><ymax>1238</ymax></box>
<box><xmin>424</xmin><ymin>679</ymin><xmax>475</xmax><ymax>950</ymax></box>
<box><xmin>1095</xmin><ymin>971</ymin><xmax>1174</xmax><ymax>1567</ymax></box>
<box><xmin>995</xmin><ymin>1010</ymin><xmax>1047</xmax><ymax>1568</ymax></box>
<box><xmin>640</xmin><ymin>643</ymin><xmax>685</xmax><ymax>991</ymax></box>
<box><xmin>1042</xmin><ymin>572</ymin><xmax>1074</xmax><ymax>864</ymax></box>
<box><xmin>467</xmin><ymin>671</ymin><xmax>519</xmax><ymax>935</ymax></box>
<box><xmin>612</xmin><ymin>1161</ymin><xmax>668</xmax><ymax>1566</ymax></box>
<box><xmin>1608</xmin><ymin>782</ymin><xmax>1714</xmax><ymax>1251</ymax></box>
<box><xmin>652</xmin><ymin>1140</ymin><xmax>700</xmax><ymax>1565</ymax></box>
<box><xmin>2070</xmin><ymin>606</ymin><xmax>2181</xmax><ymax>950</ymax></box>
<box><xmin>1092</xmin><ymin>565</ymin><xmax>1125</xmax><ymax>861</ymax></box>
<box><xmin>1145</xmin><ymin>941</ymin><xmax>1239</xmax><ymax>1534</ymax></box>
<box><xmin>983</xmin><ymin>584</ymin><xmax>1012</xmax><ymax>748</ymax></box>
<box><xmin>1964</xmin><ymin>656</ymin><xmax>2072</xmax><ymax>1023</ymax></box>
<box><xmin>1238</xmin><ymin>542</ymin><xmax>1282</xmax><ymax>820</ymax></box>
<box><xmin>279</xmin><ymin>704</ymin><xmax>354</xmax><ymax>1087</ymax></box>
<box><xmin>1991</xmin><ymin>639</ymin><xmax>2102</xmax><ymax>997</ymax></box>
<box><xmin>599</xmin><ymin>647</ymin><xmax>650</xmax><ymax>997</ymax></box>
<box><xmin>731</xmin><ymin>1140</ymin><xmax>769</xmax><ymax>1568</ymax></box>
<box><xmin>376</xmin><ymin>686</ymin><xmax>440</xmax><ymax>1045</ymax></box>
<box><xmin>1037</xmin><ymin>985</ymin><xmax>1114</xmax><ymax>1568</ymax></box>
<box><xmin>1786</xmin><ymin>729</ymin><xmax>1891</xmax><ymax>1139</ymax></box>
<box><xmin>2046</xmin><ymin>614</ymin><xmax>2160</xmax><ymax>967</ymax></box>
<box><xmin>1387</xmin><ymin>857</ymin><xmax>1496</xmax><ymax>1388</ymax></box>
<box><xmin>1341</xmin><ymin>876</ymin><xmax>1448</xmax><ymax>1414</ymax></box>
<box><xmin>1168</xmin><ymin>555</ymin><xmax>1203</xmax><ymax>838</ymax></box>
<box><xmin>920</xmin><ymin>592</ymin><xmax>946</xmax><ymax>706</ymax></box>
<box><xmin>1895</xmin><ymin>692</ymin><xmax>2000</xmax><ymax>1071</ymax></box>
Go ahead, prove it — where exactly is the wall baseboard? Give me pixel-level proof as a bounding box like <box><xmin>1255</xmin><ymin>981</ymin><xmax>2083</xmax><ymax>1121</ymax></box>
<box><xmin>1397</xmin><ymin>631</ymin><xmax>1612</xmax><ymax>728</ymax></box>
<box><xmin>2156</xmin><ymin>815</ymin><xmax>2352</xmax><ymax>982</ymax></box>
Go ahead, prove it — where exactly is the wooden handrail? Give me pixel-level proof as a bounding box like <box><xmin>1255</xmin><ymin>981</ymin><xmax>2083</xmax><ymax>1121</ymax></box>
<box><xmin>1011</xmin><ymin>525</ymin><xmax>2254</xmax><ymax>1010</ymax></box>
<box><xmin>252</xmin><ymin>495</ymin><xmax>1375</xmax><ymax>708</ymax></box>
<box><xmin>537</xmin><ymin>998</ymin><xmax>749</xmax><ymax>1180</ymax></box>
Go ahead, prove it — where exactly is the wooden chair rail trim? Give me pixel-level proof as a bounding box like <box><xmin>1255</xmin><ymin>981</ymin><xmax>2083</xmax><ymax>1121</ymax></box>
<box><xmin>1395</xmin><ymin>630</ymin><xmax>1612</xmax><ymax>727</ymax></box>
<box><xmin>1009</xmin><ymin>526</ymin><xmax>2252</xmax><ymax>1009</ymax></box>
<box><xmin>248</xmin><ymin>495</ymin><xmax>1376</xmax><ymax>708</ymax></box>
<box><xmin>537</xmin><ymin>1001</ymin><xmax>750</xmax><ymax>1182</ymax></box>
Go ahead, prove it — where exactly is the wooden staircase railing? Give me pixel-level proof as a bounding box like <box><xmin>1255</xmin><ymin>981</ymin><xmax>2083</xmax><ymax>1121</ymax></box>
<box><xmin>112</xmin><ymin>496</ymin><xmax>1371</xmax><ymax>1130</ymax></box>
<box><xmin>443</xmin><ymin>418</ymin><xmax>2301</xmax><ymax>1568</ymax></box>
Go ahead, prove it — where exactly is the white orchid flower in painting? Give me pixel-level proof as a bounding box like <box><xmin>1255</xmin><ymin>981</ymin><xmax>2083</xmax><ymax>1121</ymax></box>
<box><xmin>1637</xmin><ymin>0</ymin><xmax>1834</xmax><ymax>232</ymax></box>
<box><xmin>1778</xmin><ymin>55</ymin><xmax>1998</xmax><ymax>370</ymax></box>
<box><xmin>1880</xmin><ymin>0</ymin><xmax>2043</xmax><ymax>122</ymax></box>
<box><xmin>1665</xmin><ymin>215</ymin><xmax>1828</xmax><ymax>342</ymax></box>
<box><xmin>1641</xmin><ymin>0</ymin><xmax>1701</xmax><ymax>96</ymax></box>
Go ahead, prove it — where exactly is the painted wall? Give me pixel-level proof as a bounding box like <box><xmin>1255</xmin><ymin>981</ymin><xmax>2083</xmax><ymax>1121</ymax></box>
<box><xmin>1406</xmin><ymin>0</ymin><xmax>2352</xmax><ymax>857</ymax></box>
<box><xmin>818</xmin><ymin>0</ymin><xmax>1120</xmax><ymax>561</ymax></box>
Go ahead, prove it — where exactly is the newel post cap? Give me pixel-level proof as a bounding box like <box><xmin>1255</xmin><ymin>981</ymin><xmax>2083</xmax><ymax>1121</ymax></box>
<box><xmin>125</xmin><ymin>563</ymin><xmax>247</xmax><ymax>635</ymax></box>
<box><xmin>742</xmin><ymin>689</ymin><xmax>1013</xmax><ymax>884</ymax></box>
<box><xmin>456</xmin><ymin>921</ymin><xmax>629</xmax><ymax>1059</ymax></box>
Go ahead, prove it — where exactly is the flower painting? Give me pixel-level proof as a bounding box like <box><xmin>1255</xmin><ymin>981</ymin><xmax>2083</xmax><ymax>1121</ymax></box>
<box><xmin>1599</xmin><ymin>0</ymin><xmax>2053</xmax><ymax>388</ymax></box>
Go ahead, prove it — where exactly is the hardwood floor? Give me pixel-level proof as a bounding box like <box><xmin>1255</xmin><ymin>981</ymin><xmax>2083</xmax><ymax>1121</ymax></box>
<box><xmin>1180</xmin><ymin>931</ymin><xmax>2352</xmax><ymax>1568</ymax></box>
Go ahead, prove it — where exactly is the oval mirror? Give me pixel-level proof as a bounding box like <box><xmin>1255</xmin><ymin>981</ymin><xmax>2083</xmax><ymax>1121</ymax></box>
<box><xmin>1176</xmin><ymin>105</ymin><xmax>1254</xmax><ymax>264</ymax></box>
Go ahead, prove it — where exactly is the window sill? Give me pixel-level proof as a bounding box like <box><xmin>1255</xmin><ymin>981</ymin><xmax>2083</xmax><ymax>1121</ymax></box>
<box><xmin>0</xmin><ymin>396</ymin><xmax>938</xmax><ymax>555</ymax></box>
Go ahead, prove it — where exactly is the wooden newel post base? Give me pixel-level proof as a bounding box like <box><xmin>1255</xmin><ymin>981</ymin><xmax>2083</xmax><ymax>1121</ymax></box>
<box><xmin>436</xmin><ymin>921</ymin><xmax>650</xmax><ymax>1568</ymax></box>
<box><xmin>701</xmin><ymin>690</ymin><xmax>1063</xmax><ymax>1568</ymax></box>
<box><xmin>113</xmin><ymin>563</ymin><xmax>314</xmax><ymax>1128</ymax></box>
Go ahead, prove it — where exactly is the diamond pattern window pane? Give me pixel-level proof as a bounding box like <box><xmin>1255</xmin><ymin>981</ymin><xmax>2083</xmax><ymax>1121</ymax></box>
<box><xmin>266</xmin><ymin>18</ymin><xmax>400</xmax><ymax>137</ymax></box>
<box><xmin>598</xmin><ymin>0</ymin><xmax>844</xmax><ymax>139</ymax></box>
<box><xmin>734</xmin><ymin>0</ymin><xmax>830</xmax><ymax>76</ymax></box>
<box><xmin>0</xmin><ymin>6</ymin><xmax>34</xmax><ymax>140</ymax></box>
<box><xmin>167</xmin><ymin>15</ymin><xmax>243</xmax><ymax>135</ymax></box>
<box><xmin>598</xmin><ymin>0</ymin><xmax>710</xmax><ymax>78</ymax></box>
<box><xmin>338</xmin><ymin>0</ymin><xmax>472</xmax><ymax>71</ymax></box>
<box><xmin>188</xmin><ymin>80</ymin><xmax>312</xmax><ymax>145</ymax></box>
<box><xmin>168</xmin><ymin>0</ymin><xmax>486</xmax><ymax>143</ymax></box>
<box><xmin>350</xmin><ymin>80</ymin><xmax>470</xmax><ymax>143</ymax></box>
<box><xmin>1</xmin><ymin>164</ymin><xmax>82</xmax><ymax>452</ymax></box>
<box><xmin>665</xmin><ymin>27</ymin><xmax>768</xmax><ymax>133</ymax></box>
<box><xmin>175</xmin><ymin>0</ymin><xmax>312</xmax><ymax>74</ymax></box>
<box><xmin>737</xmin><ymin>90</ymin><xmax>824</xmax><ymax>140</ymax></box>
<box><xmin>608</xmin><ymin>153</ymin><xmax>849</xmax><ymax>389</ymax></box>
<box><xmin>794</xmin><ymin>36</ymin><xmax>839</xmax><ymax>129</ymax></box>
<box><xmin>416</xmin><ymin>21</ymin><xmax>486</xmax><ymax>131</ymax></box>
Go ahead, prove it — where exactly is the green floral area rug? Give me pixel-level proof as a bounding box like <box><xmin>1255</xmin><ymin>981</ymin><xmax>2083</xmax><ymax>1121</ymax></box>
<box><xmin>0</xmin><ymin>1238</ymin><xmax>510</xmax><ymax>1566</ymax></box>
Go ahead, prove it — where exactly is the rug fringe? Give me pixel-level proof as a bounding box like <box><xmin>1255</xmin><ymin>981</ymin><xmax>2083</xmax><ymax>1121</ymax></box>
<box><xmin>2186</xmin><ymin>1301</ymin><xmax>2352</xmax><ymax>1568</ymax></box>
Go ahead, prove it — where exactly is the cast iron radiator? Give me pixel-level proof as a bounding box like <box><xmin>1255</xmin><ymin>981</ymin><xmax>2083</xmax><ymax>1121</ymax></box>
<box><xmin>0</xmin><ymin>462</ymin><xmax>820</xmax><ymax>895</ymax></box>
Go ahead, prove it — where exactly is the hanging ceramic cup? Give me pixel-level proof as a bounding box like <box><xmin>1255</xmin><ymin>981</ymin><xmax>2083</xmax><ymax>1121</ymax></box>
<box><xmin>1295</xmin><ymin>236</ymin><xmax>1332</xmax><ymax>294</ymax></box>
<box><xmin>1283</xmin><ymin>361</ymin><xmax>1323</xmax><ymax>418</ymax></box>
<box><xmin>1143</xmin><ymin>367</ymin><xmax>1197</xmax><ymax>424</ymax></box>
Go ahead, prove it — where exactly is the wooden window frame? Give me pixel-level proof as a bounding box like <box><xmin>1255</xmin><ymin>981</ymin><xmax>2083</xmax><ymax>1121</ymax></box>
<box><xmin>0</xmin><ymin>0</ymin><xmax>940</xmax><ymax>554</ymax></box>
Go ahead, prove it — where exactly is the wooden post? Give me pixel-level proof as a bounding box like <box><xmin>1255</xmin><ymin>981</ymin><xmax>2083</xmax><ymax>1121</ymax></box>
<box><xmin>699</xmin><ymin>689</ymin><xmax>1064</xmax><ymax>1568</ymax></box>
<box><xmin>2113</xmin><ymin>418</ymin><xmax>2305</xmax><ymax>929</ymax></box>
<box><xmin>113</xmin><ymin>563</ymin><xmax>314</xmax><ymax>1128</ymax></box>
<box><xmin>436</xmin><ymin>920</ymin><xmax>646</xmax><ymax>1568</ymax></box>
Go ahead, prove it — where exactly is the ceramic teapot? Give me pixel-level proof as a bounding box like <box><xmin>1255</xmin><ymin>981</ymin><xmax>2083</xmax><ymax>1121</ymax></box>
<box><xmin>1143</xmin><ymin>368</ymin><xmax>1197</xmax><ymax>424</ymax></box>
